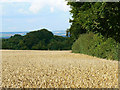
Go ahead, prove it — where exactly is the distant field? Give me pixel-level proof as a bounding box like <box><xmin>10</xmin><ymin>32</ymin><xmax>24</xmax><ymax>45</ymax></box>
<box><xmin>2</xmin><ymin>50</ymin><xmax>118</xmax><ymax>88</ymax></box>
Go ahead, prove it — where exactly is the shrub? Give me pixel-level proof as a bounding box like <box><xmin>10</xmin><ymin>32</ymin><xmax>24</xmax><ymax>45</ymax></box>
<box><xmin>72</xmin><ymin>32</ymin><xmax>119</xmax><ymax>60</ymax></box>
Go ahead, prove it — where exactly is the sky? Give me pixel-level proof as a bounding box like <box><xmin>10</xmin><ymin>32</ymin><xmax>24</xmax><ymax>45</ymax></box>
<box><xmin>0</xmin><ymin>0</ymin><xmax>72</xmax><ymax>32</ymax></box>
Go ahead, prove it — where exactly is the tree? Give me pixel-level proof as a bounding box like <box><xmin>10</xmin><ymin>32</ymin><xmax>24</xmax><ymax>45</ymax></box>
<box><xmin>23</xmin><ymin>29</ymin><xmax>54</xmax><ymax>49</ymax></box>
<box><xmin>67</xmin><ymin>2</ymin><xmax>120</xmax><ymax>42</ymax></box>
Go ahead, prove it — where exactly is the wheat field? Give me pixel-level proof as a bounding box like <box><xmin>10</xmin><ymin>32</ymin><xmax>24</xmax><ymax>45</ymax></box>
<box><xmin>1</xmin><ymin>50</ymin><xmax>119</xmax><ymax>88</ymax></box>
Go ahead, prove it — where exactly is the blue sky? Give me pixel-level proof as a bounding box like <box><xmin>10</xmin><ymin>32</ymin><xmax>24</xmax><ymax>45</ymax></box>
<box><xmin>1</xmin><ymin>0</ymin><xmax>71</xmax><ymax>32</ymax></box>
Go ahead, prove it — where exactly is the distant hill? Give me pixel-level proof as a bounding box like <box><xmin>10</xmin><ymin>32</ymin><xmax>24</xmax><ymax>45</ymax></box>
<box><xmin>2</xmin><ymin>29</ymin><xmax>73</xmax><ymax>50</ymax></box>
<box><xmin>0</xmin><ymin>30</ymin><xmax>66</xmax><ymax>39</ymax></box>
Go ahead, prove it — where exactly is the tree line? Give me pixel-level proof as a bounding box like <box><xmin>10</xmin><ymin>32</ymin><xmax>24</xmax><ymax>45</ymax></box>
<box><xmin>67</xmin><ymin>2</ymin><xmax>120</xmax><ymax>42</ymax></box>
<box><xmin>67</xmin><ymin>2</ymin><xmax>120</xmax><ymax>60</ymax></box>
<box><xmin>2</xmin><ymin>29</ymin><xmax>73</xmax><ymax>50</ymax></box>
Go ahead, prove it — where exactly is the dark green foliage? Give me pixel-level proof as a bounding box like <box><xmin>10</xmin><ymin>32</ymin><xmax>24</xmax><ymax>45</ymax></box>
<box><xmin>72</xmin><ymin>33</ymin><xmax>119</xmax><ymax>60</ymax></box>
<box><xmin>2</xmin><ymin>29</ymin><xmax>73</xmax><ymax>50</ymax></box>
<box><xmin>22</xmin><ymin>29</ymin><xmax>54</xmax><ymax>49</ymax></box>
<box><xmin>118</xmin><ymin>44</ymin><xmax>120</xmax><ymax>61</ymax></box>
<box><xmin>67</xmin><ymin>2</ymin><xmax>120</xmax><ymax>42</ymax></box>
<box><xmin>32</xmin><ymin>40</ymin><xmax>47</xmax><ymax>50</ymax></box>
<box><xmin>48</xmin><ymin>36</ymin><xmax>73</xmax><ymax>50</ymax></box>
<box><xmin>0</xmin><ymin>39</ymin><xmax>2</xmax><ymax>49</ymax></box>
<box><xmin>2</xmin><ymin>34</ymin><xmax>23</xmax><ymax>49</ymax></box>
<box><xmin>67</xmin><ymin>2</ymin><xmax>120</xmax><ymax>60</ymax></box>
<box><xmin>67</xmin><ymin>22</ymin><xmax>87</xmax><ymax>40</ymax></box>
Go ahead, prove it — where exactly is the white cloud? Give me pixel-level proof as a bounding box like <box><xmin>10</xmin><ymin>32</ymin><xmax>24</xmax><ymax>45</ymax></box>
<box><xmin>50</xmin><ymin>7</ymin><xmax>54</xmax><ymax>13</ymax></box>
<box><xmin>1</xmin><ymin>0</ymin><xmax>70</xmax><ymax>14</ymax></box>
<box><xmin>29</xmin><ymin>0</ymin><xmax>45</xmax><ymax>14</ymax></box>
<box><xmin>28</xmin><ymin>0</ymin><xmax>70</xmax><ymax>14</ymax></box>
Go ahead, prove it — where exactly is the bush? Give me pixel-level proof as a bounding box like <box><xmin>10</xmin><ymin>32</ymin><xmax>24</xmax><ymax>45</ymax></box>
<box><xmin>48</xmin><ymin>37</ymin><xmax>73</xmax><ymax>50</ymax></box>
<box><xmin>72</xmin><ymin>32</ymin><xmax>119</xmax><ymax>60</ymax></box>
<box><xmin>72</xmin><ymin>32</ymin><xmax>95</xmax><ymax>54</ymax></box>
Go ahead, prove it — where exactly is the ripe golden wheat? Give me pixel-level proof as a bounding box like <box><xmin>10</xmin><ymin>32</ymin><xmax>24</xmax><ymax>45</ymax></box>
<box><xmin>2</xmin><ymin>50</ymin><xmax>118</xmax><ymax>88</ymax></box>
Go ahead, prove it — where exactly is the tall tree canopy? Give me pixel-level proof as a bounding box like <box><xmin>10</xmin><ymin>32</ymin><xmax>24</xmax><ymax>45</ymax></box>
<box><xmin>67</xmin><ymin>2</ymin><xmax>120</xmax><ymax>42</ymax></box>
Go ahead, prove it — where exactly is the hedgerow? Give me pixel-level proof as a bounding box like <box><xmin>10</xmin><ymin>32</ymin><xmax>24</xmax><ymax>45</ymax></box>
<box><xmin>72</xmin><ymin>32</ymin><xmax>119</xmax><ymax>60</ymax></box>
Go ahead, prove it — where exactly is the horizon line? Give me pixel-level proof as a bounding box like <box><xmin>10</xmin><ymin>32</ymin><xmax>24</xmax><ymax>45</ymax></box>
<box><xmin>0</xmin><ymin>30</ymin><xmax>67</xmax><ymax>33</ymax></box>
